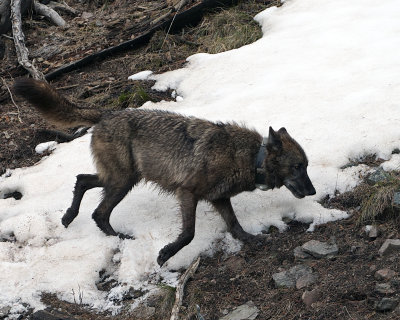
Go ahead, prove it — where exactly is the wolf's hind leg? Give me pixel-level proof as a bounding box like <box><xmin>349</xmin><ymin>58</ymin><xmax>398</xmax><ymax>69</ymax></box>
<box><xmin>92</xmin><ymin>182</ymin><xmax>134</xmax><ymax>239</ymax></box>
<box><xmin>62</xmin><ymin>174</ymin><xmax>103</xmax><ymax>228</ymax></box>
<box><xmin>157</xmin><ymin>189</ymin><xmax>198</xmax><ymax>266</ymax></box>
<box><xmin>212</xmin><ymin>198</ymin><xmax>258</xmax><ymax>242</ymax></box>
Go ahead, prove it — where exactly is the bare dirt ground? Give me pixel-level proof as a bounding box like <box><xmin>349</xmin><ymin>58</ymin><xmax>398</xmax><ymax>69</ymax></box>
<box><xmin>1</xmin><ymin>1</ymin><xmax>400</xmax><ymax>319</ymax></box>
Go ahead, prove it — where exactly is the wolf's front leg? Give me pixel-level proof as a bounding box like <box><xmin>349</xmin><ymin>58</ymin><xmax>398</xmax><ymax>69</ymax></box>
<box><xmin>212</xmin><ymin>198</ymin><xmax>261</xmax><ymax>243</ymax></box>
<box><xmin>157</xmin><ymin>189</ymin><xmax>198</xmax><ymax>267</ymax></box>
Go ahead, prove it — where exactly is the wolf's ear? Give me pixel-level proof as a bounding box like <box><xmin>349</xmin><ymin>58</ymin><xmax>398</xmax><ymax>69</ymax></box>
<box><xmin>278</xmin><ymin>127</ymin><xmax>290</xmax><ymax>137</ymax></box>
<box><xmin>267</xmin><ymin>126</ymin><xmax>282</xmax><ymax>152</ymax></box>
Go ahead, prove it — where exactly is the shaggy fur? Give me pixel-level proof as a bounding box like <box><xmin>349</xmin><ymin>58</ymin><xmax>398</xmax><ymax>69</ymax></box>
<box><xmin>13</xmin><ymin>78</ymin><xmax>316</xmax><ymax>266</ymax></box>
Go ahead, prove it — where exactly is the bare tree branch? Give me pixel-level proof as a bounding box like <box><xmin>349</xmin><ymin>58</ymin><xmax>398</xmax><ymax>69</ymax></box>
<box><xmin>34</xmin><ymin>0</ymin><xmax>67</xmax><ymax>27</ymax></box>
<box><xmin>170</xmin><ymin>257</ymin><xmax>200</xmax><ymax>320</ymax></box>
<box><xmin>10</xmin><ymin>0</ymin><xmax>45</xmax><ymax>80</ymax></box>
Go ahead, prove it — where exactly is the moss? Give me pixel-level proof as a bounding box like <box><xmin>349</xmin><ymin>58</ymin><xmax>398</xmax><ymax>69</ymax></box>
<box><xmin>116</xmin><ymin>85</ymin><xmax>154</xmax><ymax>108</ymax></box>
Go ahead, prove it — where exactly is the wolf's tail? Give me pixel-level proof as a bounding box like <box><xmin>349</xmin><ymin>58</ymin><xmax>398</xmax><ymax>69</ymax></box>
<box><xmin>13</xmin><ymin>78</ymin><xmax>107</xmax><ymax>128</ymax></box>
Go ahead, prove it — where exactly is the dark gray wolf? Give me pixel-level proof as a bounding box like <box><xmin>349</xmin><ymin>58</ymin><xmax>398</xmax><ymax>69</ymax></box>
<box><xmin>13</xmin><ymin>78</ymin><xmax>316</xmax><ymax>266</ymax></box>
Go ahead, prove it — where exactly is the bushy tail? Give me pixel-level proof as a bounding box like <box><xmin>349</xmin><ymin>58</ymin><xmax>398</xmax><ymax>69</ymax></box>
<box><xmin>12</xmin><ymin>78</ymin><xmax>106</xmax><ymax>128</ymax></box>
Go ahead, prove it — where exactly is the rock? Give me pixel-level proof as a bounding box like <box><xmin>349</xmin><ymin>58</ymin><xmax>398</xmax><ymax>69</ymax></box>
<box><xmin>96</xmin><ymin>278</ymin><xmax>117</xmax><ymax>291</ymax></box>
<box><xmin>393</xmin><ymin>192</ymin><xmax>400</xmax><ymax>207</ymax></box>
<box><xmin>375</xmin><ymin>298</ymin><xmax>399</xmax><ymax>312</ymax></box>
<box><xmin>365</xmin><ymin>225</ymin><xmax>379</xmax><ymax>239</ymax></box>
<box><xmin>123</xmin><ymin>287</ymin><xmax>146</xmax><ymax>300</ymax></box>
<box><xmin>378</xmin><ymin>239</ymin><xmax>400</xmax><ymax>256</ymax></box>
<box><xmin>272</xmin><ymin>265</ymin><xmax>314</xmax><ymax>288</ymax></box>
<box><xmin>302</xmin><ymin>289</ymin><xmax>321</xmax><ymax>307</ymax></box>
<box><xmin>293</xmin><ymin>246</ymin><xmax>313</xmax><ymax>261</ymax></box>
<box><xmin>219</xmin><ymin>301</ymin><xmax>259</xmax><ymax>320</ymax></box>
<box><xmin>375</xmin><ymin>283</ymin><xmax>395</xmax><ymax>295</ymax></box>
<box><xmin>0</xmin><ymin>306</ymin><xmax>11</xmax><ymax>318</ymax></box>
<box><xmin>375</xmin><ymin>268</ymin><xmax>397</xmax><ymax>281</ymax></box>
<box><xmin>296</xmin><ymin>273</ymin><xmax>318</xmax><ymax>289</ymax></box>
<box><xmin>300</xmin><ymin>240</ymin><xmax>338</xmax><ymax>258</ymax></box>
<box><xmin>81</xmin><ymin>12</ymin><xmax>94</xmax><ymax>19</ymax></box>
<box><xmin>366</xmin><ymin>168</ymin><xmax>391</xmax><ymax>185</ymax></box>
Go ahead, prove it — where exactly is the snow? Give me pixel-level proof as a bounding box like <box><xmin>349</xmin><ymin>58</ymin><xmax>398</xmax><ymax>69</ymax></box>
<box><xmin>1</xmin><ymin>0</ymin><xmax>400</xmax><ymax>315</ymax></box>
<box><xmin>127</xmin><ymin>70</ymin><xmax>153</xmax><ymax>81</ymax></box>
<box><xmin>35</xmin><ymin>141</ymin><xmax>58</xmax><ymax>154</ymax></box>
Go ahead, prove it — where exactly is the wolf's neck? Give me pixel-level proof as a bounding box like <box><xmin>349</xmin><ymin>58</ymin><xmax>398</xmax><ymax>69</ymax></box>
<box><xmin>254</xmin><ymin>137</ymin><xmax>272</xmax><ymax>191</ymax></box>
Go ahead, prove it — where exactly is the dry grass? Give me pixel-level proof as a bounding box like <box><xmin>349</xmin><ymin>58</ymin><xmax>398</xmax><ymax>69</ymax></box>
<box><xmin>358</xmin><ymin>174</ymin><xmax>400</xmax><ymax>224</ymax></box>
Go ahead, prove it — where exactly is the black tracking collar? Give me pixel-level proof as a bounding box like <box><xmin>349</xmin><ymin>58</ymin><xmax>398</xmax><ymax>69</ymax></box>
<box><xmin>255</xmin><ymin>137</ymin><xmax>270</xmax><ymax>191</ymax></box>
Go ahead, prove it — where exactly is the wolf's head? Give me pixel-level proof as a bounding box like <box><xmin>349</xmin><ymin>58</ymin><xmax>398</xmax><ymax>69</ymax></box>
<box><xmin>264</xmin><ymin>127</ymin><xmax>316</xmax><ymax>199</ymax></box>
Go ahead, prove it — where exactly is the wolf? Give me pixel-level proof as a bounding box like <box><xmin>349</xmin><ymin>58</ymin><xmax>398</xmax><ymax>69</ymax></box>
<box><xmin>13</xmin><ymin>78</ymin><xmax>316</xmax><ymax>266</ymax></box>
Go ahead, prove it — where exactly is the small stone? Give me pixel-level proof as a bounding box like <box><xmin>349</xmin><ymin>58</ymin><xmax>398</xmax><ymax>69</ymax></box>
<box><xmin>123</xmin><ymin>287</ymin><xmax>146</xmax><ymax>300</ymax></box>
<box><xmin>81</xmin><ymin>12</ymin><xmax>94</xmax><ymax>19</ymax></box>
<box><xmin>294</xmin><ymin>246</ymin><xmax>313</xmax><ymax>261</ymax></box>
<box><xmin>365</xmin><ymin>225</ymin><xmax>379</xmax><ymax>239</ymax></box>
<box><xmin>302</xmin><ymin>289</ymin><xmax>322</xmax><ymax>307</ymax></box>
<box><xmin>296</xmin><ymin>273</ymin><xmax>318</xmax><ymax>289</ymax></box>
<box><xmin>0</xmin><ymin>306</ymin><xmax>11</xmax><ymax>318</ymax></box>
<box><xmin>272</xmin><ymin>270</ymin><xmax>296</xmax><ymax>288</ymax></box>
<box><xmin>96</xmin><ymin>278</ymin><xmax>117</xmax><ymax>291</ymax></box>
<box><xmin>301</xmin><ymin>240</ymin><xmax>338</xmax><ymax>258</ymax></box>
<box><xmin>393</xmin><ymin>192</ymin><xmax>400</xmax><ymax>207</ymax></box>
<box><xmin>378</xmin><ymin>239</ymin><xmax>400</xmax><ymax>256</ymax></box>
<box><xmin>375</xmin><ymin>268</ymin><xmax>397</xmax><ymax>281</ymax></box>
<box><xmin>375</xmin><ymin>283</ymin><xmax>395</xmax><ymax>295</ymax></box>
<box><xmin>367</xmin><ymin>168</ymin><xmax>391</xmax><ymax>185</ymax></box>
<box><xmin>375</xmin><ymin>298</ymin><xmax>399</xmax><ymax>312</ymax></box>
<box><xmin>219</xmin><ymin>301</ymin><xmax>259</xmax><ymax>320</ymax></box>
<box><xmin>95</xmin><ymin>20</ymin><xmax>103</xmax><ymax>27</ymax></box>
<box><xmin>272</xmin><ymin>265</ymin><xmax>314</xmax><ymax>288</ymax></box>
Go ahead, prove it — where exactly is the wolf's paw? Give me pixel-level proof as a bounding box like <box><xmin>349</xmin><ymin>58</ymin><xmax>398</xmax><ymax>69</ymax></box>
<box><xmin>157</xmin><ymin>245</ymin><xmax>172</xmax><ymax>267</ymax></box>
<box><xmin>117</xmin><ymin>233</ymin><xmax>134</xmax><ymax>240</ymax></box>
<box><xmin>61</xmin><ymin>209</ymin><xmax>77</xmax><ymax>228</ymax></box>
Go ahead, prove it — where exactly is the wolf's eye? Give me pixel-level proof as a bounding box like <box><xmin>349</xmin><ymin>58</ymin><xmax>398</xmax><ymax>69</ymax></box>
<box><xmin>294</xmin><ymin>164</ymin><xmax>301</xmax><ymax>170</ymax></box>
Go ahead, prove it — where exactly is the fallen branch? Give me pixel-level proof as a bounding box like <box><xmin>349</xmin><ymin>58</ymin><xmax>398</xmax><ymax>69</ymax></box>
<box><xmin>170</xmin><ymin>257</ymin><xmax>200</xmax><ymax>320</ymax></box>
<box><xmin>34</xmin><ymin>0</ymin><xmax>67</xmax><ymax>27</ymax></box>
<box><xmin>11</xmin><ymin>0</ymin><xmax>45</xmax><ymax>80</ymax></box>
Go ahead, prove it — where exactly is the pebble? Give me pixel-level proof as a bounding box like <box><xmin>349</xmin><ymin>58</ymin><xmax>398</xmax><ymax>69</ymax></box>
<box><xmin>219</xmin><ymin>301</ymin><xmax>259</xmax><ymax>320</ymax></box>
<box><xmin>378</xmin><ymin>239</ymin><xmax>400</xmax><ymax>256</ymax></box>
<box><xmin>299</xmin><ymin>240</ymin><xmax>338</xmax><ymax>259</ymax></box>
<box><xmin>375</xmin><ymin>298</ymin><xmax>399</xmax><ymax>312</ymax></box>
<box><xmin>302</xmin><ymin>289</ymin><xmax>321</xmax><ymax>307</ymax></box>
<box><xmin>375</xmin><ymin>268</ymin><xmax>397</xmax><ymax>281</ymax></box>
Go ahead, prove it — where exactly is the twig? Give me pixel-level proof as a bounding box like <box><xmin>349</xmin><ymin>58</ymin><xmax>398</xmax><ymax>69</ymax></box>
<box><xmin>1</xmin><ymin>77</ymin><xmax>22</xmax><ymax>123</ymax></box>
<box><xmin>170</xmin><ymin>257</ymin><xmax>200</xmax><ymax>320</ymax></box>
<box><xmin>1</xmin><ymin>34</ymin><xmax>14</xmax><ymax>40</ymax></box>
<box><xmin>10</xmin><ymin>0</ymin><xmax>46</xmax><ymax>80</ymax></box>
<box><xmin>160</xmin><ymin>0</ymin><xmax>188</xmax><ymax>51</ymax></box>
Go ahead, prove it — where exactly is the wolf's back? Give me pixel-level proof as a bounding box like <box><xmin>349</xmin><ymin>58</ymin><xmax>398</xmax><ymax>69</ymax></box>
<box><xmin>13</xmin><ymin>78</ymin><xmax>105</xmax><ymax>128</ymax></box>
